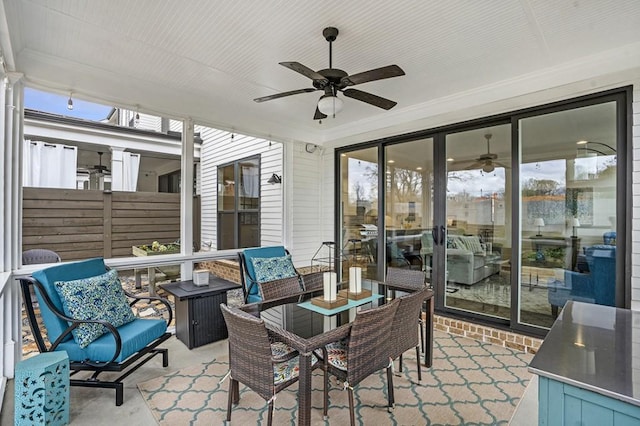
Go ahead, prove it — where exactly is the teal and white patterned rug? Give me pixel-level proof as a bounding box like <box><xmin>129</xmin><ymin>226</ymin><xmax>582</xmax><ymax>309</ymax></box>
<box><xmin>138</xmin><ymin>330</ymin><xmax>533</xmax><ymax>425</ymax></box>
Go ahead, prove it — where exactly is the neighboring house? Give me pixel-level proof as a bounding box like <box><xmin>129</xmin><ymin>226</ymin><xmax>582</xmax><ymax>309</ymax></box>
<box><xmin>22</xmin><ymin>107</ymin><xmax>284</xmax><ymax>252</ymax></box>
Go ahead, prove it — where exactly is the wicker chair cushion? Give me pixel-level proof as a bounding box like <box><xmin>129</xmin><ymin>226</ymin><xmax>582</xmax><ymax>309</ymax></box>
<box><xmin>251</xmin><ymin>255</ymin><xmax>297</xmax><ymax>283</ymax></box>
<box><xmin>322</xmin><ymin>339</ymin><xmax>348</xmax><ymax>371</ymax></box>
<box><xmin>54</xmin><ymin>269</ymin><xmax>136</xmax><ymax>348</ymax></box>
<box><xmin>272</xmin><ymin>342</ymin><xmax>318</xmax><ymax>385</ymax></box>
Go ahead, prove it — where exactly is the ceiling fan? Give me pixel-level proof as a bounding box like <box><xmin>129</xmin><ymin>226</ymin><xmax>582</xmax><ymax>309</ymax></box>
<box><xmin>89</xmin><ymin>151</ymin><xmax>111</xmax><ymax>176</ymax></box>
<box><xmin>253</xmin><ymin>27</ymin><xmax>405</xmax><ymax>120</ymax></box>
<box><xmin>463</xmin><ymin>133</ymin><xmax>509</xmax><ymax>173</ymax></box>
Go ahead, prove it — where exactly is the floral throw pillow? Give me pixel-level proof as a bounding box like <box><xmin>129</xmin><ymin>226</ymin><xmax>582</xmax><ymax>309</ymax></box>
<box><xmin>251</xmin><ymin>255</ymin><xmax>297</xmax><ymax>283</ymax></box>
<box><xmin>54</xmin><ymin>269</ymin><xmax>136</xmax><ymax>348</ymax></box>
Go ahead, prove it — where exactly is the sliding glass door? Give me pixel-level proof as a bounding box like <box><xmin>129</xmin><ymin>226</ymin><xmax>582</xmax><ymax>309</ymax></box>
<box><xmin>443</xmin><ymin>125</ymin><xmax>512</xmax><ymax>319</ymax></box>
<box><xmin>517</xmin><ymin>101</ymin><xmax>618</xmax><ymax>328</ymax></box>
<box><xmin>336</xmin><ymin>88</ymin><xmax>627</xmax><ymax>334</ymax></box>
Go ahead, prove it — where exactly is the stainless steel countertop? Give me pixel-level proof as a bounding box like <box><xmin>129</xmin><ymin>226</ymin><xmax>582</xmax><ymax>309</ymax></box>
<box><xmin>529</xmin><ymin>301</ymin><xmax>640</xmax><ymax>406</ymax></box>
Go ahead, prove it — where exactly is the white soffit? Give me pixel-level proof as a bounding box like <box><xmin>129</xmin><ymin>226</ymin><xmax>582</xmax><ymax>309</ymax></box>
<box><xmin>2</xmin><ymin>0</ymin><xmax>640</xmax><ymax>145</ymax></box>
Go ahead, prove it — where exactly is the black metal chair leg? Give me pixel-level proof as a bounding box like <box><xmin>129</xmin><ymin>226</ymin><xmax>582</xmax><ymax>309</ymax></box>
<box><xmin>115</xmin><ymin>382</ymin><xmax>123</xmax><ymax>406</ymax></box>
<box><xmin>226</xmin><ymin>379</ymin><xmax>234</xmax><ymax>422</ymax></box>
<box><xmin>416</xmin><ymin>346</ymin><xmax>422</xmax><ymax>382</ymax></box>
<box><xmin>323</xmin><ymin>365</ymin><xmax>329</xmax><ymax>419</ymax></box>
<box><xmin>267</xmin><ymin>400</ymin><xmax>274</xmax><ymax>426</ymax></box>
<box><xmin>232</xmin><ymin>379</ymin><xmax>239</xmax><ymax>405</ymax></box>
<box><xmin>399</xmin><ymin>353</ymin><xmax>403</xmax><ymax>373</ymax></box>
<box><xmin>348</xmin><ymin>388</ymin><xmax>356</xmax><ymax>426</ymax></box>
<box><xmin>386</xmin><ymin>366</ymin><xmax>395</xmax><ymax>411</ymax></box>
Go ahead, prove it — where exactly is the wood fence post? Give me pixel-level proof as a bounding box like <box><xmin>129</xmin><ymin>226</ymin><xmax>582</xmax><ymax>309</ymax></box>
<box><xmin>103</xmin><ymin>191</ymin><xmax>112</xmax><ymax>258</ymax></box>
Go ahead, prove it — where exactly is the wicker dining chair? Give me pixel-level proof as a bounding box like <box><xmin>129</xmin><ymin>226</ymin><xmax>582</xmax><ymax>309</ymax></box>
<box><xmin>385</xmin><ymin>266</ymin><xmax>426</xmax><ymax>290</ymax></box>
<box><xmin>385</xmin><ymin>267</ymin><xmax>428</xmax><ymax>353</ymax></box>
<box><xmin>258</xmin><ymin>275</ymin><xmax>304</xmax><ymax>301</ymax></box>
<box><xmin>300</xmin><ymin>271</ymin><xmax>325</xmax><ymax>292</ymax></box>
<box><xmin>220</xmin><ymin>304</ymin><xmax>318</xmax><ymax>426</ymax></box>
<box><xmin>22</xmin><ymin>248</ymin><xmax>61</xmax><ymax>265</ymax></box>
<box><xmin>318</xmin><ymin>299</ymin><xmax>399</xmax><ymax>425</ymax></box>
<box><xmin>389</xmin><ymin>286</ymin><xmax>431</xmax><ymax>385</ymax></box>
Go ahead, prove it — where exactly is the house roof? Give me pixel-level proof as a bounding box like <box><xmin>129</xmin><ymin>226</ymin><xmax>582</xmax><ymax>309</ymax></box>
<box><xmin>2</xmin><ymin>1</ymin><xmax>640</xmax><ymax>146</ymax></box>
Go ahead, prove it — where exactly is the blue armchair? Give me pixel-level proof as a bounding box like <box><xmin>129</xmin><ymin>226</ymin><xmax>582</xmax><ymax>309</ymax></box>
<box><xmin>20</xmin><ymin>258</ymin><xmax>173</xmax><ymax>406</ymax></box>
<box><xmin>548</xmin><ymin>244</ymin><xmax>616</xmax><ymax>317</ymax></box>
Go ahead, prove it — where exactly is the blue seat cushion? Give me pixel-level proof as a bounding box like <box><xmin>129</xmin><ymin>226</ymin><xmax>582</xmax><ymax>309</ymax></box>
<box><xmin>56</xmin><ymin>318</ymin><xmax>167</xmax><ymax>363</ymax></box>
<box><xmin>242</xmin><ymin>246</ymin><xmax>287</xmax><ymax>297</ymax></box>
<box><xmin>32</xmin><ymin>258</ymin><xmax>108</xmax><ymax>343</ymax></box>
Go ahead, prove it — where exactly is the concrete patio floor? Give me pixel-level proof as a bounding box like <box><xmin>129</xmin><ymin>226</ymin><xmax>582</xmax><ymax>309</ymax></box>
<box><xmin>1</xmin><ymin>334</ymin><xmax>228</xmax><ymax>425</ymax></box>
<box><xmin>1</xmin><ymin>330</ymin><xmax>538</xmax><ymax>425</ymax></box>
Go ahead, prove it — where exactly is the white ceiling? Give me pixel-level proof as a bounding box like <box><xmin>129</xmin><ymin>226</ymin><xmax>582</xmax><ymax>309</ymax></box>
<box><xmin>2</xmin><ymin>0</ymin><xmax>640</xmax><ymax>147</ymax></box>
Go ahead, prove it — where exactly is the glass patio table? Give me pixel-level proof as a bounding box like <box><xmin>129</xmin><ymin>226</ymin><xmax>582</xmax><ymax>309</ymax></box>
<box><xmin>240</xmin><ymin>285</ymin><xmax>434</xmax><ymax>426</ymax></box>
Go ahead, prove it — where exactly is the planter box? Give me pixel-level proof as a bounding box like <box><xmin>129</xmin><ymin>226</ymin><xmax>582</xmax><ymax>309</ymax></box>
<box><xmin>132</xmin><ymin>245</ymin><xmax>180</xmax><ymax>257</ymax></box>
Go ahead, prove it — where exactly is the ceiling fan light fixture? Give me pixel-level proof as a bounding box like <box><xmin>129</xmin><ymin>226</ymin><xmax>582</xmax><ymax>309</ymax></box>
<box><xmin>482</xmin><ymin>162</ymin><xmax>495</xmax><ymax>173</ymax></box>
<box><xmin>317</xmin><ymin>95</ymin><xmax>343</xmax><ymax>116</ymax></box>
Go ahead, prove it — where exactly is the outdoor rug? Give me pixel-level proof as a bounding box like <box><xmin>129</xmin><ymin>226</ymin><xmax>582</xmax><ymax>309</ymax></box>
<box><xmin>138</xmin><ymin>330</ymin><xmax>533</xmax><ymax>425</ymax></box>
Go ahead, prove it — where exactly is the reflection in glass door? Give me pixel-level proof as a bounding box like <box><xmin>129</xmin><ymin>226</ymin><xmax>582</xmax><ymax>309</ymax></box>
<box><xmin>339</xmin><ymin>147</ymin><xmax>379</xmax><ymax>282</ymax></box>
<box><xmin>518</xmin><ymin>102</ymin><xmax>617</xmax><ymax>328</ymax></box>
<box><xmin>384</xmin><ymin>139</ymin><xmax>434</xmax><ymax>283</ymax></box>
<box><xmin>444</xmin><ymin>125</ymin><xmax>512</xmax><ymax>319</ymax></box>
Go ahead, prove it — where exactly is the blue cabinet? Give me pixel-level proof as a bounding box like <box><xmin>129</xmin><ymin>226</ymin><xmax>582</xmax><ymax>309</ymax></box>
<box><xmin>539</xmin><ymin>376</ymin><xmax>640</xmax><ymax>426</ymax></box>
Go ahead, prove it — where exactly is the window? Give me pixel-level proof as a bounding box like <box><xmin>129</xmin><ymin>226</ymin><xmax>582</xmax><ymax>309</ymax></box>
<box><xmin>158</xmin><ymin>170</ymin><xmax>181</xmax><ymax>193</ymax></box>
<box><xmin>217</xmin><ymin>156</ymin><xmax>260</xmax><ymax>249</ymax></box>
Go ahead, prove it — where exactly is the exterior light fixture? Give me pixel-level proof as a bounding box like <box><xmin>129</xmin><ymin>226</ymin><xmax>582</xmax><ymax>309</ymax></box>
<box><xmin>67</xmin><ymin>92</ymin><xmax>73</xmax><ymax>110</ymax></box>
<box><xmin>267</xmin><ymin>173</ymin><xmax>282</xmax><ymax>184</ymax></box>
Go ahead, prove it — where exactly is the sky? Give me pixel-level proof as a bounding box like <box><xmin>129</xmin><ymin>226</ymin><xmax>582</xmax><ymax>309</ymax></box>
<box><xmin>24</xmin><ymin>87</ymin><xmax>113</xmax><ymax>121</ymax></box>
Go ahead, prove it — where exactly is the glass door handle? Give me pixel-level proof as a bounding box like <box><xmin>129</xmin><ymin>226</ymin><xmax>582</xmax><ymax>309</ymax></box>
<box><xmin>439</xmin><ymin>225</ymin><xmax>446</xmax><ymax>245</ymax></box>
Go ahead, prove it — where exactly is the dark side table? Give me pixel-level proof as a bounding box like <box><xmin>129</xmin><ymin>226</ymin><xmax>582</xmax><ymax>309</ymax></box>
<box><xmin>160</xmin><ymin>277</ymin><xmax>241</xmax><ymax>349</ymax></box>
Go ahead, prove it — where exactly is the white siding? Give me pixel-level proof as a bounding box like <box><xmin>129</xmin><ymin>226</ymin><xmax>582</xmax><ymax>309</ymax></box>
<box><xmin>287</xmin><ymin>143</ymin><xmax>334</xmax><ymax>268</ymax></box>
<box><xmin>197</xmin><ymin>126</ymin><xmax>283</xmax><ymax>249</ymax></box>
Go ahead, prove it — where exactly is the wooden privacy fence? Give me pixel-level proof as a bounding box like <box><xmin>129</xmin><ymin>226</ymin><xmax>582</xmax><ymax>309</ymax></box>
<box><xmin>22</xmin><ymin>188</ymin><xmax>196</xmax><ymax>261</ymax></box>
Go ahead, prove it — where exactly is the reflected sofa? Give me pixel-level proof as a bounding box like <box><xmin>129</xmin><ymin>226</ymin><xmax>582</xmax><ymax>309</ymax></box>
<box><xmin>446</xmin><ymin>235</ymin><xmax>501</xmax><ymax>285</ymax></box>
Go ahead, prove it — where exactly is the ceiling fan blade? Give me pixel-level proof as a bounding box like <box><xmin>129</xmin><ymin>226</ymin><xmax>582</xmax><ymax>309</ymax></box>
<box><xmin>463</xmin><ymin>161</ymin><xmax>484</xmax><ymax>170</ymax></box>
<box><xmin>342</xmin><ymin>88</ymin><xmax>397</xmax><ymax>110</ymax></box>
<box><xmin>254</xmin><ymin>88</ymin><xmax>317</xmax><ymax>103</ymax></box>
<box><xmin>341</xmin><ymin>65</ymin><xmax>405</xmax><ymax>87</ymax></box>
<box><xmin>279</xmin><ymin>62</ymin><xmax>328</xmax><ymax>83</ymax></box>
<box><xmin>313</xmin><ymin>106</ymin><xmax>327</xmax><ymax>120</ymax></box>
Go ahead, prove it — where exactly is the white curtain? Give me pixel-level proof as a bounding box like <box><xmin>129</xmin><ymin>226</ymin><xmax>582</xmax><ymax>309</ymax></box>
<box><xmin>23</xmin><ymin>140</ymin><xmax>77</xmax><ymax>189</ymax></box>
<box><xmin>241</xmin><ymin>165</ymin><xmax>259</xmax><ymax>198</ymax></box>
<box><xmin>121</xmin><ymin>152</ymin><xmax>140</xmax><ymax>191</ymax></box>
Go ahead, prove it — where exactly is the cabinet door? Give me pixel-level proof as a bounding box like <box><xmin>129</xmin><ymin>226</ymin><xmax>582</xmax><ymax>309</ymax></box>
<box><xmin>191</xmin><ymin>293</ymin><xmax>228</xmax><ymax>347</ymax></box>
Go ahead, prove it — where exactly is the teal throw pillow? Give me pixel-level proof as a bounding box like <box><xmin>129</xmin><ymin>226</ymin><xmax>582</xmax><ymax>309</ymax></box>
<box><xmin>54</xmin><ymin>269</ymin><xmax>136</xmax><ymax>348</ymax></box>
<box><xmin>251</xmin><ymin>255</ymin><xmax>297</xmax><ymax>283</ymax></box>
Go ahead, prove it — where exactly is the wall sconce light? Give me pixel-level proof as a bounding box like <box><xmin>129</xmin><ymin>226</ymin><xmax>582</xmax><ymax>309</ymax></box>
<box><xmin>267</xmin><ymin>173</ymin><xmax>282</xmax><ymax>184</ymax></box>
<box><xmin>67</xmin><ymin>92</ymin><xmax>73</xmax><ymax>110</ymax></box>
<box><xmin>534</xmin><ymin>218</ymin><xmax>545</xmax><ymax>236</ymax></box>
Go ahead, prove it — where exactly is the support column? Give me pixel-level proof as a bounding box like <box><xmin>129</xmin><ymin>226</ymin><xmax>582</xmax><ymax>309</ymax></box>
<box><xmin>110</xmin><ymin>147</ymin><xmax>125</xmax><ymax>191</ymax></box>
<box><xmin>1</xmin><ymin>71</ymin><xmax>24</xmax><ymax>389</ymax></box>
<box><xmin>180</xmin><ymin>119</ymin><xmax>194</xmax><ymax>280</ymax></box>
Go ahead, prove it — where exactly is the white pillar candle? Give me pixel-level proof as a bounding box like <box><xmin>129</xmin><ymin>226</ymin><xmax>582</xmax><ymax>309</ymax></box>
<box><xmin>349</xmin><ymin>266</ymin><xmax>362</xmax><ymax>293</ymax></box>
<box><xmin>323</xmin><ymin>272</ymin><xmax>337</xmax><ymax>301</ymax></box>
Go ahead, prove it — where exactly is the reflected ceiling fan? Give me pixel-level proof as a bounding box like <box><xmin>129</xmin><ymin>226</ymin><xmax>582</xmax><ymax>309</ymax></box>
<box><xmin>463</xmin><ymin>133</ymin><xmax>509</xmax><ymax>173</ymax></box>
<box><xmin>253</xmin><ymin>27</ymin><xmax>405</xmax><ymax>120</ymax></box>
<box><xmin>89</xmin><ymin>151</ymin><xmax>111</xmax><ymax>176</ymax></box>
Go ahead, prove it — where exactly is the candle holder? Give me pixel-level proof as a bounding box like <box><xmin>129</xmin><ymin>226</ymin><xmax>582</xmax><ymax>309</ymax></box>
<box><xmin>338</xmin><ymin>266</ymin><xmax>371</xmax><ymax>300</ymax></box>
<box><xmin>311</xmin><ymin>270</ymin><xmax>347</xmax><ymax>308</ymax></box>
